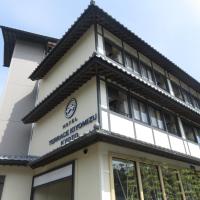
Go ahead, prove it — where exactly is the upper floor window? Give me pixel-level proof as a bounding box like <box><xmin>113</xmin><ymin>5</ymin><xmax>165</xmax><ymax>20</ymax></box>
<box><xmin>181</xmin><ymin>89</ymin><xmax>193</xmax><ymax>106</ymax></box>
<box><xmin>124</xmin><ymin>53</ymin><xmax>140</xmax><ymax>74</ymax></box>
<box><xmin>132</xmin><ymin>98</ymin><xmax>149</xmax><ymax>124</ymax></box>
<box><xmin>164</xmin><ymin>113</ymin><xmax>179</xmax><ymax>136</ymax></box>
<box><xmin>149</xmin><ymin>106</ymin><xmax>165</xmax><ymax>130</ymax></box>
<box><xmin>105</xmin><ymin>40</ymin><xmax>123</xmax><ymax>64</ymax></box>
<box><xmin>154</xmin><ymin>71</ymin><xmax>168</xmax><ymax>91</ymax></box>
<box><xmin>171</xmin><ymin>81</ymin><xmax>184</xmax><ymax>100</ymax></box>
<box><xmin>107</xmin><ymin>85</ymin><xmax>129</xmax><ymax>117</ymax></box>
<box><xmin>191</xmin><ymin>95</ymin><xmax>200</xmax><ymax>109</ymax></box>
<box><xmin>182</xmin><ymin>122</ymin><xmax>197</xmax><ymax>143</ymax></box>
<box><xmin>140</xmin><ymin>62</ymin><xmax>154</xmax><ymax>84</ymax></box>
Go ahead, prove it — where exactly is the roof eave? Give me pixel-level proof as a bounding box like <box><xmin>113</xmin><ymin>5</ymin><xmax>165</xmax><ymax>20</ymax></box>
<box><xmin>30</xmin><ymin>131</ymin><xmax>200</xmax><ymax>169</ymax></box>
<box><xmin>0</xmin><ymin>26</ymin><xmax>58</xmax><ymax>67</ymax></box>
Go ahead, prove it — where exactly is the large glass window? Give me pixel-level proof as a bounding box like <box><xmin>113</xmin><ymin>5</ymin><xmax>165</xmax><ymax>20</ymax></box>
<box><xmin>108</xmin><ymin>85</ymin><xmax>129</xmax><ymax>117</ymax></box>
<box><xmin>162</xmin><ymin>167</ymin><xmax>182</xmax><ymax>200</ymax></box>
<box><xmin>163</xmin><ymin>113</ymin><xmax>179</xmax><ymax>136</ymax></box>
<box><xmin>140</xmin><ymin>163</ymin><xmax>163</xmax><ymax>200</ymax></box>
<box><xmin>105</xmin><ymin>40</ymin><xmax>123</xmax><ymax>64</ymax></box>
<box><xmin>180</xmin><ymin>169</ymin><xmax>200</xmax><ymax>200</ymax></box>
<box><xmin>32</xmin><ymin>164</ymin><xmax>73</xmax><ymax>200</ymax></box>
<box><xmin>182</xmin><ymin>122</ymin><xmax>197</xmax><ymax>143</ymax></box>
<box><xmin>154</xmin><ymin>71</ymin><xmax>168</xmax><ymax>91</ymax></box>
<box><xmin>112</xmin><ymin>159</ymin><xmax>140</xmax><ymax>200</ymax></box>
<box><xmin>0</xmin><ymin>176</ymin><xmax>5</xmax><ymax>200</ymax></box>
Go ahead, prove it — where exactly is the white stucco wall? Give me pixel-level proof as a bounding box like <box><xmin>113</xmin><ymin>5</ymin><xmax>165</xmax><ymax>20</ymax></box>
<box><xmin>0</xmin><ymin>40</ymin><xmax>44</xmax><ymax>156</ymax></box>
<box><xmin>29</xmin><ymin>78</ymin><xmax>98</xmax><ymax>156</ymax></box>
<box><xmin>0</xmin><ymin>166</ymin><xmax>33</xmax><ymax>200</ymax></box>
<box><xmin>36</xmin><ymin>26</ymin><xmax>95</xmax><ymax>104</ymax></box>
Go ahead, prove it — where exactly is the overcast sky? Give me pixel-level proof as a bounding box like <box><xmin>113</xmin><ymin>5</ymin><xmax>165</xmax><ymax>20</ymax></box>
<box><xmin>0</xmin><ymin>0</ymin><xmax>200</xmax><ymax>98</ymax></box>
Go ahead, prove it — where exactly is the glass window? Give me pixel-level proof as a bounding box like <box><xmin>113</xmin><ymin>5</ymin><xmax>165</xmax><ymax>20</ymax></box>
<box><xmin>162</xmin><ymin>167</ymin><xmax>182</xmax><ymax>200</ymax></box>
<box><xmin>191</xmin><ymin>96</ymin><xmax>200</xmax><ymax>109</ymax></box>
<box><xmin>154</xmin><ymin>71</ymin><xmax>168</xmax><ymax>91</ymax></box>
<box><xmin>156</xmin><ymin>110</ymin><xmax>164</xmax><ymax>130</ymax></box>
<box><xmin>182</xmin><ymin>122</ymin><xmax>197</xmax><ymax>143</ymax></box>
<box><xmin>141</xmin><ymin>63</ymin><xmax>148</xmax><ymax>79</ymax></box>
<box><xmin>132</xmin><ymin>98</ymin><xmax>141</xmax><ymax>121</ymax></box>
<box><xmin>180</xmin><ymin>169</ymin><xmax>200</xmax><ymax>200</ymax></box>
<box><xmin>182</xmin><ymin>89</ymin><xmax>193</xmax><ymax>106</ymax></box>
<box><xmin>0</xmin><ymin>176</ymin><xmax>5</xmax><ymax>200</ymax></box>
<box><xmin>108</xmin><ymin>85</ymin><xmax>129</xmax><ymax>117</ymax></box>
<box><xmin>33</xmin><ymin>178</ymin><xmax>72</xmax><ymax>200</ymax></box>
<box><xmin>105</xmin><ymin>41</ymin><xmax>123</xmax><ymax>64</ymax></box>
<box><xmin>140</xmin><ymin>102</ymin><xmax>149</xmax><ymax>124</ymax></box>
<box><xmin>132</xmin><ymin>57</ymin><xmax>140</xmax><ymax>74</ymax></box>
<box><xmin>125</xmin><ymin>53</ymin><xmax>132</xmax><ymax>70</ymax></box>
<box><xmin>149</xmin><ymin>106</ymin><xmax>158</xmax><ymax>127</ymax></box>
<box><xmin>196</xmin><ymin>128</ymin><xmax>200</xmax><ymax>144</ymax></box>
<box><xmin>164</xmin><ymin>113</ymin><xmax>179</xmax><ymax>136</ymax></box>
<box><xmin>112</xmin><ymin>159</ymin><xmax>140</xmax><ymax>200</ymax></box>
<box><xmin>171</xmin><ymin>82</ymin><xmax>183</xmax><ymax>100</ymax></box>
<box><xmin>140</xmin><ymin>163</ymin><xmax>163</xmax><ymax>200</ymax></box>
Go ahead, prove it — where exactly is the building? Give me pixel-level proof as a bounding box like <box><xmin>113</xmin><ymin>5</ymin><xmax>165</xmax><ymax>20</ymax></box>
<box><xmin>0</xmin><ymin>2</ymin><xmax>200</xmax><ymax>200</ymax></box>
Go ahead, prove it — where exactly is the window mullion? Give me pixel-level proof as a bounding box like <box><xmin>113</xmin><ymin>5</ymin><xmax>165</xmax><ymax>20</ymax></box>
<box><xmin>136</xmin><ymin>162</ymin><xmax>144</xmax><ymax>200</ymax></box>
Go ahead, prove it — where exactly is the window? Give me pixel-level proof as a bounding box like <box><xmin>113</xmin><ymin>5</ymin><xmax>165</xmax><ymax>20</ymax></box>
<box><xmin>191</xmin><ymin>95</ymin><xmax>200</xmax><ymax>109</ymax></box>
<box><xmin>107</xmin><ymin>85</ymin><xmax>129</xmax><ymax>117</ymax></box>
<box><xmin>105</xmin><ymin>40</ymin><xmax>123</xmax><ymax>64</ymax></box>
<box><xmin>181</xmin><ymin>169</ymin><xmax>200</xmax><ymax>200</ymax></box>
<box><xmin>171</xmin><ymin>82</ymin><xmax>183</xmax><ymax>100</ymax></box>
<box><xmin>140</xmin><ymin>62</ymin><xmax>154</xmax><ymax>83</ymax></box>
<box><xmin>140</xmin><ymin>163</ymin><xmax>163</xmax><ymax>200</ymax></box>
<box><xmin>132</xmin><ymin>98</ymin><xmax>149</xmax><ymax>124</ymax></box>
<box><xmin>182</xmin><ymin>122</ymin><xmax>197</xmax><ymax>143</ymax></box>
<box><xmin>124</xmin><ymin>53</ymin><xmax>132</xmax><ymax>70</ymax></box>
<box><xmin>112</xmin><ymin>159</ymin><xmax>140</xmax><ymax>200</ymax></box>
<box><xmin>163</xmin><ymin>113</ymin><xmax>179</xmax><ymax>136</ymax></box>
<box><xmin>196</xmin><ymin>128</ymin><xmax>200</xmax><ymax>144</ymax></box>
<box><xmin>162</xmin><ymin>167</ymin><xmax>182</xmax><ymax>200</ymax></box>
<box><xmin>149</xmin><ymin>106</ymin><xmax>164</xmax><ymax>130</ymax></box>
<box><xmin>0</xmin><ymin>176</ymin><xmax>5</xmax><ymax>200</ymax></box>
<box><xmin>132</xmin><ymin>98</ymin><xmax>140</xmax><ymax>121</ymax></box>
<box><xmin>182</xmin><ymin>89</ymin><xmax>193</xmax><ymax>106</ymax></box>
<box><xmin>154</xmin><ymin>71</ymin><xmax>168</xmax><ymax>91</ymax></box>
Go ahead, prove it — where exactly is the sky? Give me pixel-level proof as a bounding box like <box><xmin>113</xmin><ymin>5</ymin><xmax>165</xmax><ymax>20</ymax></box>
<box><xmin>0</xmin><ymin>0</ymin><xmax>200</xmax><ymax>98</ymax></box>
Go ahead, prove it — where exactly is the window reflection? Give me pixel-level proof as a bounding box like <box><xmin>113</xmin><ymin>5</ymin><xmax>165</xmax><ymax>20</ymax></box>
<box><xmin>112</xmin><ymin>159</ymin><xmax>140</xmax><ymax>200</ymax></box>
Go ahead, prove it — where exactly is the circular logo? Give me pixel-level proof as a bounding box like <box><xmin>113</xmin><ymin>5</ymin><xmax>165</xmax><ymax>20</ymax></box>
<box><xmin>65</xmin><ymin>98</ymin><xmax>77</xmax><ymax>119</ymax></box>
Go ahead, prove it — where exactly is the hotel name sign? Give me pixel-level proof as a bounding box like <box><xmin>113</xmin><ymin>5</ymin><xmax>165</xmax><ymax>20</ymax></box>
<box><xmin>49</xmin><ymin>98</ymin><xmax>97</xmax><ymax>146</ymax></box>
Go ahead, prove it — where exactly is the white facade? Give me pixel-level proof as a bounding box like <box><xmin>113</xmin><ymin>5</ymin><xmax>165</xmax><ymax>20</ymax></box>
<box><xmin>0</xmin><ymin>3</ymin><xmax>200</xmax><ymax>200</ymax></box>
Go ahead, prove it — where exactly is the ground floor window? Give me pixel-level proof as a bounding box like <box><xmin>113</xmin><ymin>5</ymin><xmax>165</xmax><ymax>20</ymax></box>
<box><xmin>111</xmin><ymin>157</ymin><xmax>200</xmax><ymax>200</ymax></box>
<box><xmin>162</xmin><ymin>167</ymin><xmax>182</xmax><ymax>200</ymax></box>
<box><xmin>0</xmin><ymin>176</ymin><xmax>5</xmax><ymax>200</ymax></box>
<box><xmin>140</xmin><ymin>163</ymin><xmax>163</xmax><ymax>200</ymax></box>
<box><xmin>33</xmin><ymin>178</ymin><xmax>72</xmax><ymax>200</ymax></box>
<box><xmin>112</xmin><ymin>158</ymin><xmax>140</xmax><ymax>200</ymax></box>
<box><xmin>32</xmin><ymin>163</ymin><xmax>73</xmax><ymax>200</ymax></box>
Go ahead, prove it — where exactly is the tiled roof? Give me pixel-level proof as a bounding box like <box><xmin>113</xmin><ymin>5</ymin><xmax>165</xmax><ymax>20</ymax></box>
<box><xmin>23</xmin><ymin>53</ymin><xmax>200</xmax><ymax>125</ymax></box>
<box><xmin>0</xmin><ymin>155</ymin><xmax>38</xmax><ymax>166</ymax></box>
<box><xmin>28</xmin><ymin>3</ymin><xmax>200</xmax><ymax>94</ymax></box>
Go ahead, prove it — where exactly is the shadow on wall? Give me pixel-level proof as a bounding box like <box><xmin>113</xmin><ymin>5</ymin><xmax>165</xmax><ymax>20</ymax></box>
<box><xmin>0</xmin><ymin>84</ymin><xmax>37</xmax><ymax>156</ymax></box>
